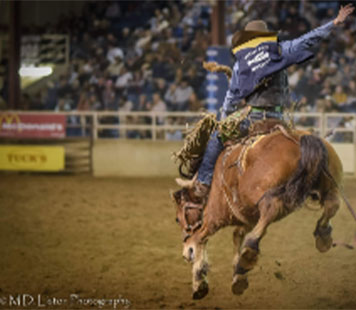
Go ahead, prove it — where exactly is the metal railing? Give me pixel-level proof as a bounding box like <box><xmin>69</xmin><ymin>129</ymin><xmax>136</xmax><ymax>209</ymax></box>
<box><xmin>1</xmin><ymin>111</ymin><xmax>355</xmax><ymax>175</ymax></box>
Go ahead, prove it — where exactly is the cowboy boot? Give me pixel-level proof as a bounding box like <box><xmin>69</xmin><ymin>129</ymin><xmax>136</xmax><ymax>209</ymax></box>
<box><xmin>192</xmin><ymin>181</ymin><xmax>210</xmax><ymax>203</ymax></box>
<box><xmin>176</xmin><ymin>176</ymin><xmax>210</xmax><ymax>206</ymax></box>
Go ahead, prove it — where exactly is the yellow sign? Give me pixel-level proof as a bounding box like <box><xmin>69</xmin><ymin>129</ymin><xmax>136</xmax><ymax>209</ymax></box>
<box><xmin>0</xmin><ymin>145</ymin><xmax>65</xmax><ymax>171</ymax></box>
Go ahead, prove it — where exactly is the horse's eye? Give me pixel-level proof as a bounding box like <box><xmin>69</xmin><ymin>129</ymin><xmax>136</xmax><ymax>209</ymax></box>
<box><xmin>176</xmin><ymin>218</ymin><xmax>179</xmax><ymax>224</ymax></box>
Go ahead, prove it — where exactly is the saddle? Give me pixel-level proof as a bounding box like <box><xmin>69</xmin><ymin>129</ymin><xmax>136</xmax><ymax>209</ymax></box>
<box><xmin>173</xmin><ymin>112</ymin><xmax>293</xmax><ymax>179</ymax></box>
<box><xmin>227</xmin><ymin>118</ymin><xmax>290</xmax><ymax>145</ymax></box>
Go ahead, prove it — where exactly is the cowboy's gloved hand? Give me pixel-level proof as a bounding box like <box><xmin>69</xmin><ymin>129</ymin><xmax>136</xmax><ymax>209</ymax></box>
<box><xmin>334</xmin><ymin>4</ymin><xmax>354</xmax><ymax>25</ymax></box>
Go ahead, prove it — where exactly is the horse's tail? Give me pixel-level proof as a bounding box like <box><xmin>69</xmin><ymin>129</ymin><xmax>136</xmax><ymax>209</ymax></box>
<box><xmin>281</xmin><ymin>135</ymin><xmax>329</xmax><ymax>207</ymax></box>
<box><xmin>202</xmin><ymin>61</ymin><xmax>232</xmax><ymax>81</ymax></box>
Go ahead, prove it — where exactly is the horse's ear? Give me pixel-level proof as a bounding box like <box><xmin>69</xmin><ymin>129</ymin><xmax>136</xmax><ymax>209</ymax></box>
<box><xmin>169</xmin><ymin>190</ymin><xmax>176</xmax><ymax>203</ymax></box>
<box><xmin>171</xmin><ymin>190</ymin><xmax>182</xmax><ymax>205</ymax></box>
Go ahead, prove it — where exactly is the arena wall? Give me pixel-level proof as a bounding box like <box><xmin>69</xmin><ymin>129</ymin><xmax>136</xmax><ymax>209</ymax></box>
<box><xmin>93</xmin><ymin>140</ymin><xmax>355</xmax><ymax>177</ymax></box>
<box><xmin>93</xmin><ymin>140</ymin><xmax>183</xmax><ymax>177</ymax></box>
<box><xmin>332</xmin><ymin>143</ymin><xmax>355</xmax><ymax>174</ymax></box>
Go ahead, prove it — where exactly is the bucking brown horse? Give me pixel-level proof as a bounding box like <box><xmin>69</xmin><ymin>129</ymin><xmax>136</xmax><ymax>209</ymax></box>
<box><xmin>172</xmin><ymin>126</ymin><xmax>346</xmax><ymax>299</ymax></box>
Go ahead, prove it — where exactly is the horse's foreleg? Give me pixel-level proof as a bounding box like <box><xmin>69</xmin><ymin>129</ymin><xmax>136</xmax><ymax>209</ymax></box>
<box><xmin>232</xmin><ymin>196</ymin><xmax>281</xmax><ymax>295</ymax></box>
<box><xmin>314</xmin><ymin>190</ymin><xmax>340</xmax><ymax>252</ymax></box>
<box><xmin>184</xmin><ymin>226</ymin><xmax>210</xmax><ymax>300</ymax></box>
<box><xmin>191</xmin><ymin>240</ymin><xmax>209</xmax><ymax>299</ymax></box>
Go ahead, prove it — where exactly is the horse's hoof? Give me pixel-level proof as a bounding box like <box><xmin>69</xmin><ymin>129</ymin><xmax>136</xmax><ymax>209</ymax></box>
<box><xmin>240</xmin><ymin>247</ymin><xmax>259</xmax><ymax>266</ymax></box>
<box><xmin>315</xmin><ymin>235</ymin><xmax>333</xmax><ymax>253</ymax></box>
<box><xmin>231</xmin><ymin>275</ymin><xmax>249</xmax><ymax>295</ymax></box>
<box><xmin>314</xmin><ymin>225</ymin><xmax>333</xmax><ymax>252</ymax></box>
<box><xmin>192</xmin><ymin>281</ymin><xmax>209</xmax><ymax>300</ymax></box>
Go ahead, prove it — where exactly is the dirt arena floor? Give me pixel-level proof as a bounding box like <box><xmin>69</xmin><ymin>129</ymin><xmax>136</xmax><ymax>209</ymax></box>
<box><xmin>0</xmin><ymin>175</ymin><xmax>356</xmax><ymax>310</ymax></box>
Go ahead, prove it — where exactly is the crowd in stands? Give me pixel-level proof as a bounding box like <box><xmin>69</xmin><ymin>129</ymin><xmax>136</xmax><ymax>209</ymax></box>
<box><xmin>20</xmin><ymin>1</ymin><xmax>210</xmax><ymax>117</ymax></box>
<box><xmin>2</xmin><ymin>1</ymin><xmax>356</xmax><ymax>138</ymax></box>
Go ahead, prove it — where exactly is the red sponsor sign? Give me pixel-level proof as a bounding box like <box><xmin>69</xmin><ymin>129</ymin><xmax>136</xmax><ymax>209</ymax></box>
<box><xmin>0</xmin><ymin>113</ymin><xmax>66</xmax><ymax>138</ymax></box>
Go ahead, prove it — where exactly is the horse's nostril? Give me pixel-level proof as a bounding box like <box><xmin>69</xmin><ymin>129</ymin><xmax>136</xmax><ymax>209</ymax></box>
<box><xmin>188</xmin><ymin>247</ymin><xmax>195</xmax><ymax>261</ymax></box>
<box><xmin>183</xmin><ymin>247</ymin><xmax>195</xmax><ymax>262</ymax></box>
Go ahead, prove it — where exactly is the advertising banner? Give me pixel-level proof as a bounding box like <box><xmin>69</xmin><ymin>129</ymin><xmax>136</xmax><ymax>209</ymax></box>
<box><xmin>0</xmin><ymin>113</ymin><xmax>66</xmax><ymax>138</ymax></box>
<box><xmin>0</xmin><ymin>145</ymin><xmax>65</xmax><ymax>171</ymax></box>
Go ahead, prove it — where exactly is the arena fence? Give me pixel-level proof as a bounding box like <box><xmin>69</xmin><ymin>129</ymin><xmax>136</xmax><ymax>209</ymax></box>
<box><xmin>0</xmin><ymin>111</ymin><xmax>355</xmax><ymax>175</ymax></box>
<box><xmin>1</xmin><ymin>110</ymin><xmax>354</xmax><ymax>141</ymax></box>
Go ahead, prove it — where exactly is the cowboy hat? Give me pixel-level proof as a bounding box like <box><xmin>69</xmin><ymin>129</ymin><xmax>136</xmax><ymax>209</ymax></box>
<box><xmin>231</xmin><ymin>20</ymin><xmax>278</xmax><ymax>51</ymax></box>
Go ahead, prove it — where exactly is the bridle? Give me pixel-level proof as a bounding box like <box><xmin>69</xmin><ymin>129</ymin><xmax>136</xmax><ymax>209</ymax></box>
<box><xmin>181</xmin><ymin>202</ymin><xmax>203</xmax><ymax>242</ymax></box>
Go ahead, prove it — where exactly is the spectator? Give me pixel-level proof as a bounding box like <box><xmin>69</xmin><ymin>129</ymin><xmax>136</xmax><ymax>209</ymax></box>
<box><xmin>332</xmin><ymin>85</ymin><xmax>348</xmax><ymax>108</ymax></box>
<box><xmin>149</xmin><ymin>92</ymin><xmax>166</xmax><ymax>113</ymax></box>
<box><xmin>346</xmin><ymin>80</ymin><xmax>356</xmax><ymax>108</ymax></box>
<box><xmin>107</xmin><ymin>56</ymin><xmax>123</xmax><ymax>79</ymax></box>
<box><xmin>107</xmin><ymin>42</ymin><xmax>124</xmax><ymax>64</ymax></box>
<box><xmin>89</xmin><ymin>94</ymin><xmax>102</xmax><ymax>110</ymax></box>
<box><xmin>172</xmin><ymin>79</ymin><xmax>194</xmax><ymax>111</ymax></box>
<box><xmin>55</xmin><ymin>97</ymin><xmax>71</xmax><ymax>111</ymax></box>
<box><xmin>149</xmin><ymin>92</ymin><xmax>167</xmax><ymax>125</ymax></box>
<box><xmin>165</xmin><ymin>117</ymin><xmax>183</xmax><ymax>141</ymax></box>
<box><xmin>120</xmin><ymin>99</ymin><xmax>133</xmax><ymax>113</ymax></box>
<box><xmin>77</xmin><ymin>92</ymin><xmax>90</xmax><ymax>111</ymax></box>
<box><xmin>154</xmin><ymin>78</ymin><xmax>168</xmax><ymax>98</ymax></box>
<box><xmin>164</xmin><ymin>83</ymin><xmax>177</xmax><ymax>110</ymax></box>
<box><xmin>102</xmin><ymin>80</ymin><xmax>117</xmax><ymax>110</ymax></box>
<box><xmin>188</xmin><ymin>92</ymin><xmax>203</xmax><ymax>111</ymax></box>
<box><xmin>115</xmin><ymin>65</ymin><xmax>133</xmax><ymax>90</ymax></box>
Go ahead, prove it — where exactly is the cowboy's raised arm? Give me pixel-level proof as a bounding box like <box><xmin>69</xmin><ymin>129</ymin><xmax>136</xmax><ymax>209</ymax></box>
<box><xmin>221</xmin><ymin>62</ymin><xmax>241</xmax><ymax>119</ymax></box>
<box><xmin>281</xmin><ymin>4</ymin><xmax>354</xmax><ymax>54</ymax></box>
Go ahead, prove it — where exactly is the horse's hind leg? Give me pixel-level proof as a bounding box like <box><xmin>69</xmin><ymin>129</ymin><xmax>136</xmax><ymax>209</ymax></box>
<box><xmin>232</xmin><ymin>196</ymin><xmax>281</xmax><ymax>295</ymax></box>
<box><xmin>314</xmin><ymin>190</ymin><xmax>340</xmax><ymax>252</ymax></box>
<box><xmin>232</xmin><ymin>226</ymin><xmax>248</xmax><ymax>266</ymax></box>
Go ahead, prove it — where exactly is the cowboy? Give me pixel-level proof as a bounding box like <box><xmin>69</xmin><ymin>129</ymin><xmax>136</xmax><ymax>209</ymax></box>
<box><xmin>178</xmin><ymin>4</ymin><xmax>354</xmax><ymax>201</ymax></box>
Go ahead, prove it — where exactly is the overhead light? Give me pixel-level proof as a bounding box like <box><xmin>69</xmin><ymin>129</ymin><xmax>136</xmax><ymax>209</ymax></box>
<box><xmin>19</xmin><ymin>66</ymin><xmax>53</xmax><ymax>78</ymax></box>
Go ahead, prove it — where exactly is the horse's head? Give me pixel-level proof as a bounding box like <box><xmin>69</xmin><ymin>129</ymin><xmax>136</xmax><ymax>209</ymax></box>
<box><xmin>172</xmin><ymin>188</ymin><xmax>204</xmax><ymax>262</ymax></box>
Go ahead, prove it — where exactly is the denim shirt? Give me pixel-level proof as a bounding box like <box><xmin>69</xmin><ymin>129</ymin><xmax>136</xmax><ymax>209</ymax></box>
<box><xmin>221</xmin><ymin>21</ymin><xmax>334</xmax><ymax>119</ymax></box>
